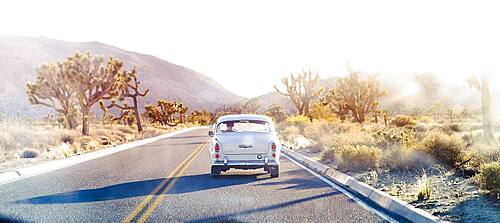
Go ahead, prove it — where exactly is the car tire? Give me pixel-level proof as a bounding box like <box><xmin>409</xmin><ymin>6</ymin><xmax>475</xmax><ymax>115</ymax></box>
<box><xmin>211</xmin><ymin>166</ymin><xmax>221</xmax><ymax>177</ymax></box>
<box><xmin>269</xmin><ymin>166</ymin><xmax>279</xmax><ymax>178</ymax></box>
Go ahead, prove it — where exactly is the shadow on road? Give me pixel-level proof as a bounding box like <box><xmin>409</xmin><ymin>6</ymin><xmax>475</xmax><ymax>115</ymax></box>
<box><xmin>184</xmin><ymin>191</ymin><xmax>341</xmax><ymax>223</ymax></box>
<box><xmin>15</xmin><ymin>173</ymin><xmax>267</xmax><ymax>205</ymax></box>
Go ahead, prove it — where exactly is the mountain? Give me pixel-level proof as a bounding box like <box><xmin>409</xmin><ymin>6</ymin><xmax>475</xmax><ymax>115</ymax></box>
<box><xmin>0</xmin><ymin>35</ymin><xmax>244</xmax><ymax>118</ymax></box>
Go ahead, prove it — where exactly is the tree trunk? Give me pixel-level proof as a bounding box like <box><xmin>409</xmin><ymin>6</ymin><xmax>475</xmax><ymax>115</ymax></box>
<box><xmin>481</xmin><ymin>72</ymin><xmax>495</xmax><ymax>143</ymax></box>
<box><xmin>132</xmin><ymin>97</ymin><xmax>143</xmax><ymax>132</ymax></box>
<box><xmin>82</xmin><ymin>107</ymin><xmax>90</xmax><ymax>136</ymax></box>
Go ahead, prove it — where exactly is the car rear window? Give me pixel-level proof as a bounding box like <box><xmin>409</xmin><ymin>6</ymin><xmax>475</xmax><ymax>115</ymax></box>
<box><xmin>217</xmin><ymin>120</ymin><xmax>270</xmax><ymax>133</ymax></box>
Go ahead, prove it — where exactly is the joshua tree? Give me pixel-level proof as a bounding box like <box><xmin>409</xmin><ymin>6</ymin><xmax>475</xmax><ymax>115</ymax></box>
<box><xmin>26</xmin><ymin>62</ymin><xmax>78</xmax><ymax>129</ymax></box>
<box><xmin>274</xmin><ymin>69</ymin><xmax>322</xmax><ymax>116</ymax></box>
<box><xmin>265</xmin><ymin>103</ymin><xmax>287</xmax><ymax>123</ymax></box>
<box><xmin>100</xmin><ymin>68</ymin><xmax>149</xmax><ymax>132</ymax></box>
<box><xmin>65</xmin><ymin>52</ymin><xmax>129</xmax><ymax>136</ymax></box>
<box><xmin>328</xmin><ymin>72</ymin><xmax>385</xmax><ymax>123</ymax></box>
<box><xmin>187</xmin><ymin>110</ymin><xmax>212</xmax><ymax>125</ymax></box>
<box><xmin>178</xmin><ymin>103</ymin><xmax>188</xmax><ymax>123</ymax></box>
<box><xmin>467</xmin><ymin>71</ymin><xmax>495</xmax><ymax>143</ymax></box>
<box><xmin>320</xmin><ymin>88</ymin><xmax>350</xmax><ymax>122</ymax></box>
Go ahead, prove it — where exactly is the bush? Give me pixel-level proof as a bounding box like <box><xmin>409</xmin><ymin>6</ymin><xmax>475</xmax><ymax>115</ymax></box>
<box><xmin>423</xmin><ymin>131</ymin><xmax>466</xmax><ymax>167</ymax></box>
<box><xmin>320</xmin><ymin>147</ymin><xmax>336</xmax><ymax>164</ymax></box>
<box><xmin>392</xmin><ymin>115</ymin><xmax>417</xmax><ymax>127</ymax></box>
<box><xmin>75</xmin><ymin>136</ymin><xmax>97</xmax><ymax>151</ymax></box>
<box><xmin>476</xmin><ymin>162</ymin><xmax>500</xmax><ymax>198</ymax></box>
<box><xmin>303</xmin><ymin>120</ymin><xmax>337</xmax><ymax>142</ymax></box>
<box><xmin>334</xmin><ymin>145</ymin><xmax>381</xmax><ymax>171</ymax></box>
<box><xmin>60</xmin><ymin>134</ymin><xmax>75</xmax><ymax>144</ymax></box>
<box><xmin>382</xmin><ymin>146</ymin><xmax>433</xmax><ymax>171</ymax></box>
<box><xmin>285</xmin><ymin>115</ymin><xmax>310</xmax><ymax>133</ymax></box>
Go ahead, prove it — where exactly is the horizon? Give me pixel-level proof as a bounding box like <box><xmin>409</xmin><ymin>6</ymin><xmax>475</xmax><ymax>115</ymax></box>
<box><xmin>2</xmin><ymin>0</ymin><xmax>500</xmax><ymax>97</ymax></box>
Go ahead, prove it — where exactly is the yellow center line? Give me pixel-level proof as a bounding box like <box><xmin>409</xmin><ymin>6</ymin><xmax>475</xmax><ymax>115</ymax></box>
<box><xmin>122</xmin><ymin>138</ymin><xmax>209</xmax><ymax>223</ymax></box>
<box><xmin>136</xmin><ymin>140</ymin><xmax>208</xmax><ymax>223</ymax></box>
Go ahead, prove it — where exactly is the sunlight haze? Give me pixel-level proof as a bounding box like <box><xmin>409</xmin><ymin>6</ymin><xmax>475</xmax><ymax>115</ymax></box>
<box><xmin>1</xmin><ymin>0</ymin><xmax>499</xmax><ymax>97</ymax></box>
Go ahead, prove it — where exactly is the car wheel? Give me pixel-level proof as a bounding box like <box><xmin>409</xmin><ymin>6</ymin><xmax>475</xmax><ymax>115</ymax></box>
<box><xmin>211</xmin><ymin>166</ymin><xmax>221</xmax><ymax>177</ymax></box>
<box><xmin>269</xmin><ymin>166</ymin><xmax>279</xmax><ymax>178</ymax></box>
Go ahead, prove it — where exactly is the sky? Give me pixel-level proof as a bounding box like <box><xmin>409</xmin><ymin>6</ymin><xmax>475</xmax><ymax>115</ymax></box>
<box><xmin>1</xmin><ymin>0</ymin><xmax>499</xmax><ymax>98</ymax></box>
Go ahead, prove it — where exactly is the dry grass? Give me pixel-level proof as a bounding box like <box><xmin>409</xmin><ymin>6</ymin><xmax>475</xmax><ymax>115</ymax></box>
<box><xmin>0</xmin><ymin>118</ymin><xmax>188</xmax><ymax>165</ymax></box>
<box><xmin>416</xmin><ymin>172</ymin><xmax>431</xmax><ymax>200</ymax></box>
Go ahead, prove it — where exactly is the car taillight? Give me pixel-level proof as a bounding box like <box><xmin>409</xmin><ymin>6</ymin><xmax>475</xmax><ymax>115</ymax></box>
<box><xmin>215</xmin><ymin>153</ymin><xmax>220</xmax><ymax>159</ymax></box>
<box><xmin>272</xmin><ymin>153</ymin><xmax>276</xmax><ymax>158</ymax></box>
<box><xmin>215</xmin><ymin>143</ymin><xmax>220</xmax><ymax>152</ymax></box>
<box><xmin>271</xmin><ymin>143</ymin><xmax>276</xmax><ymax>151</ymax></box>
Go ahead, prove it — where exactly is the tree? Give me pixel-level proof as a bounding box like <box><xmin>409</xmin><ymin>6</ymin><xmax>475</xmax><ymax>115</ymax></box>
<box><xmin>100</xmin><ymin>68</ymin><xmax>149</xmax><ymax>132</ymax></box>
<box><xmin>467</xmin><ymin>71</ymin><xmax>495</xmax><ymax>143</ymax></box>
<box><xmin>26</xmin><ymin>62</ymin><xmax>78</xmax><ymax>129</ymax></box>
<box><xmin>325</xmin><ymin>72</ymin><xmax>386</xmax><ymax>123</ymax></box>
<box><xmin>274</xmin><ymin>69</ymin><xmax>322</xmax><ymax>116</ymax></box>
<box><xmin>242</xmin><ymin>98</ymin><xmax>260</xmax><ymax>114</ymax></box>
<box><xmin>187</xmin><ymin>110</ymin><xmax>212</xmax><ymax>125</ymax></box>
<box><xmin>65</xmin><ymin>52</ymin><xmax>129</xmax><ymax>136</ymax></box>
<box><xmin>144</xmin><ymin>99</ymin><xmax>184</xmax><ymax>126</ymax></box>
<box><xmin>265</xmin><ymin>103</ymin><xmax>287</xmax><ymax>123</ymax></box>
<box><xmin>320</xmin><ymin>88</ymin><xmax>350</xmax><ymax>122</ymax></box>
<box><xmin>178</xmin><ymin>103</ymin><xmax>188</xmax><ymax>123</ymax></box>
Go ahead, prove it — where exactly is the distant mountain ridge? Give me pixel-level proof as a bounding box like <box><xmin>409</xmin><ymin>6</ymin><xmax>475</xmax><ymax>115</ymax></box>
<box><xmin>0</xmin><ymin>35</ymin><xmax>244</xmax><ymax>117</ymax></box>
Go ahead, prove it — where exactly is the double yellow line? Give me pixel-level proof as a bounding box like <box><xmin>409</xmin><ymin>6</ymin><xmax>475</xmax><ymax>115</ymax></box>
<box><xmin>122</xmin><ymin>138</ymin><xmax>209</xmax><ymax>223</ymax></box>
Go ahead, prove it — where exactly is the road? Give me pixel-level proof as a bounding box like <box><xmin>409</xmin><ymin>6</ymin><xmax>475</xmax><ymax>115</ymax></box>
<box><xmin>0</xmin><ymin>128</ymin><xmax>392</xmax><ymax>223</ymax></box>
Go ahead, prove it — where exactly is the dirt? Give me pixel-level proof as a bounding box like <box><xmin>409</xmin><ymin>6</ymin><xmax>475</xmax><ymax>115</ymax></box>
<box><xmin>295</xmin><ymin>149</ymin><xmax>500</xmax><ymax>223</ymax></box>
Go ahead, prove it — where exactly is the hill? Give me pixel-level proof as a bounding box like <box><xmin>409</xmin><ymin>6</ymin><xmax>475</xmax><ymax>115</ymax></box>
<box><xmin>0</xmin><ymin>35</ymin><xmax>244</xmax><ymax>118</ymax></box>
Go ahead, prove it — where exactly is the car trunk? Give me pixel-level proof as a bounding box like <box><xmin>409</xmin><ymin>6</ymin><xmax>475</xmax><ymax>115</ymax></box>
<box><xmin>217</xmin><ymin>132</ymin><xmax>271</xmax><ymax>155</ymax></box>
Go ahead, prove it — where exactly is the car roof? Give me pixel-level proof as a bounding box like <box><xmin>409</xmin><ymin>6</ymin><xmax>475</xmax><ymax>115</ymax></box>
<box><xmin>216</xmin><ymin>114</ymin><xmax>273</xmax><ymax>123</ymax></box>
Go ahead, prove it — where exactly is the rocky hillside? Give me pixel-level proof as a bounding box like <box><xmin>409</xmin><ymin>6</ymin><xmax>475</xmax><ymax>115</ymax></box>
<box><xmin>0</xmin><ymin>35</ymin><xmax>244</xmax><ymax>118</ymax></box>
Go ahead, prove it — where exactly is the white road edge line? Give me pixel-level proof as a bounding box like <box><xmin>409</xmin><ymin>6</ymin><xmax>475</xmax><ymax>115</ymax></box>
<box><xmin>283</xmin><ymin>153</ymin><xmax>399</xmax><ymax>223</ymax></box>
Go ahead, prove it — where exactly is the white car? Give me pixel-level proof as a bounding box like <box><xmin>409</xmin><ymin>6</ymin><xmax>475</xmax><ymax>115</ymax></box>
<box><xmin>208</xmin><ymin>114</ymin><xmax>281</xmax><ymax>177</ymax></box>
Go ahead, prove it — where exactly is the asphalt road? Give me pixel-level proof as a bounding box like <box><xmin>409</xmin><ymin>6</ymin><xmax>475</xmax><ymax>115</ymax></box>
<box><xmin>0</xmin><ymin>128</ymin><xmax>391</xmax><ymax>223</ymax></box>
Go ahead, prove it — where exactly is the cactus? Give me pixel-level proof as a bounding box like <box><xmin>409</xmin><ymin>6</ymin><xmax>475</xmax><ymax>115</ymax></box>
<box><xmin>274</xmin><ymin>68</ymin><xmax>322</xmax><ymax>116</ymax></box>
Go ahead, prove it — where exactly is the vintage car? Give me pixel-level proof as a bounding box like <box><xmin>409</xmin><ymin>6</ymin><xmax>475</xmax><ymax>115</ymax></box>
<box><xmin>208</xmin><ymin>114</ymin><xmax>281</xmax><ymax>177</ymax></box>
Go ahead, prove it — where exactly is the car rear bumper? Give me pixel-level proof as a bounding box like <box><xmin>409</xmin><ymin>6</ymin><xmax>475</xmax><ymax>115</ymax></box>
<box><xmin>211</xmin><ymin>159</ymin><xmax>279</xmax><ymax>169</ymax></box>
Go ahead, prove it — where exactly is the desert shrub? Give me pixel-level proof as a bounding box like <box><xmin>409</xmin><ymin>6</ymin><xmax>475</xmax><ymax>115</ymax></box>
<box><xmin>330</xmin><ymin>131</ymin><xmax>376</xmax><ymax>148</ymax></box>
<box><xmin>392</xmin><ymin>115</ymin><xmax>417</xmax><ymax>127</ymax></box>
<box><xmin>285</xmin><ymin>115</ymin><xmax>310</xmax><ymax>133</ymax></box>
<box><xmin>116</xmin><ymin>125</ymin><xmax>135</xmax><ymax>135</ymax></box>
<box><xmin>320</xmin><ymin>147</ymin><xmax>336</xmax><ymax>164</ymax></box>
<box><xmin>280</xmin><ymin>125</ymin><xmax>300</xmax><ymax>141</ymax></box>
<box><xmin>75</xmin><ymin>136</ymin><xmax>97</xmax><ymax>151</ymax></box>
<box><xmin>417</xmin><ymin>115</ymin><xmax>433</xmax><ymax>123</ymax></box>
<box><xmin>19</xmin><ymin>148</ymin><xmax>40</xmax><ymax>158</ymax></box>
<box><xmin>309</xmin><ymin>134</ymin><xmax>332</xmax><ymax>153</ymax></box>
<box><xmin>139</xmin><ymin>128</ymin><xmax>167</xmax><ymax>139</ymax></box>
<box><xmin>476</xmin><ymin>162</ymin><xmax>500</xmax><ymax>198</ymax></box>
<box><xmin>449</xmin><ymin>124</ymin><xmax>461</xmax><ymax>132</ymax></box>
<box><xmin>334</xmin><ymin>145</ymin><xmax>381</xmax><ymax>171</ymax></box>
<box><xmin>423</xmin><ymin>131</ymin><xmax>466</xmax><ymax>167</ymax></box>
<box><xmin>372</xmin><ymin>128</ymin><xmax>419</xmax><ymax>149</ymax></box>
<box><xmin>415</xmin><ymin>123</ymin><xmax>428</xmax><ymax>132</ymax></box>
<box><xmin>416</xmin><ymin>172</ymin><xmax>431</xmax><ymax>200</ymax></box>
<box><xmin>382</xmin><ymin>146</ymin><xmax>433</xmax><ymax>171</ymax></box>
<box><xmin>303</xmin><ymin>120</ymin><xmax>337</xmax><ymax>142</ymax></box>
<box><xmin>60</xmin><ymin>134</ymin><xmax>75</xmax><ymax>144</ymax></box>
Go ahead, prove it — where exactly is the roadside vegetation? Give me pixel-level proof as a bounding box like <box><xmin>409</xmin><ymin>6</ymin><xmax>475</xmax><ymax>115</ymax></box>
<box><xmin>0</xmin><ymin>51</ymin><xmax>214</xmax><ymax>172</ymax></box>
<box><xmin>272</xmin><ymin>68</ymin><xmax>500</xmax><ymax>222</ymax></box>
